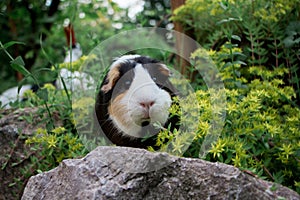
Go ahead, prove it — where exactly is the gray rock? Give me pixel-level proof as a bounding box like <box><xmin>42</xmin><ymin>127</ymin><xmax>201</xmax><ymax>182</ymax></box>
<box><xmin>22</xmin><ymin>146</ymin><xmax>300</xmax><ymax>200</ymax></box>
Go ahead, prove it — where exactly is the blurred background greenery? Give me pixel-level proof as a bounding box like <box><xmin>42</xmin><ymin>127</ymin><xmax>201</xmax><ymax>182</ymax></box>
<box><xmin>0</xmin><ymin>0</ymin><xmax>171</xmax><ymax>93</ymax></box>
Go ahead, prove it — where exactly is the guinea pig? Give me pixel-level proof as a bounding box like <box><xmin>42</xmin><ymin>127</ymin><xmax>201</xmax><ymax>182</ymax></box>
<box><xmin>95</xmin><ymin>55</ymin><xmax>180</xmax><ymax>148</ymax></box>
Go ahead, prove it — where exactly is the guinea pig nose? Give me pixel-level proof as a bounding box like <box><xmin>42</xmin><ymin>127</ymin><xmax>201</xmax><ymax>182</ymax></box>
<box><xmin>140</xmin><ymin>101</ymin><xmax>155</xmax><ymax>109</ymax></box>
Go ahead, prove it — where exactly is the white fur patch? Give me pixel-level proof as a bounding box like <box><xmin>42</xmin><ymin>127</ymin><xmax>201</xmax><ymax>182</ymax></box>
<box><xmin>110</xmin><ymin>54</ymin><xmax>141</xmax><ymax>69</ymax></box>
<box><xmin>109</xmin><ymin>64</ymin><xmax>172</xmax><ymax>137</ymax></box>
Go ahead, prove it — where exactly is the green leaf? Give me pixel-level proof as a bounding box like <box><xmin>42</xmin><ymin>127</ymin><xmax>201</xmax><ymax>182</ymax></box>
<box><xmin>1</xmin><ymin>41</ymin><xmax>25</xmax><ymax>50</ymax></box>
<box><xmin>11</xmin><ymin>162</ymin><xmax>19</xmax><ymax>167</ymax></box>
<box><xmin>217</xmin><ymin>17</ymin><xmax>240</xmax><ymax>25</ymax></box>
<box><xmin>219</xmin><ymin>1</ymin><xmax>229</xmax><ymax>10</ymax></box>
<box><xmin>37</xmin><ymin>88</ymin><xmax>49</xmax><ymax>101</ymax></box>
<box><xmin>224</xmin><ymin>43</ymin><xmax>238</xmax><ymax>49</ymax></box>
<box><xmin>231</xmin><ymin>35</ymin><xmax>241</xmax><ymax>42</ymax></box>
<box><xmin>234</xmin><ymin>70</ymin><xmax>241</xmax><ymax>77</ymax></box>
<box><xmin>232</xmin><ymin>52</ymin><xmax>246</xmax><ymax>57</ymax></box>
<box><xmin>8</xmin><ymin>182</ymin><xmax>17</xmax><ymax>187</ymax></box>
<box><xmin>218</xmin><ymin>154</ymin><xmax>224</xmax><ymax>162</ymax></box>
<box><xmin>10</xmin><ymin>56</ymin><xmax>31</xmax><ymax>77</ymax></box>
<box><xmin>225</xmin><ymin>151</ymin><xmax>233</xmax><ymax>163</ymax></box>
<box><xmin>234</xmin><ymin>81</ymin><xmax>247</xmax><ymax>89</ymax></box>
<box><xmin>223</xmin><ymin>62</ymin><xmax>233</xmax><ymax>68</ymax></box>
<box><xmin>264</xmin><ymin>158</ymin><xmax>272</xmax><ymax>167</ymax></box>
<box><xmin>232</xmin><ymin>60</ymin><xmax>247</xmax><ymax>66</ymax></box>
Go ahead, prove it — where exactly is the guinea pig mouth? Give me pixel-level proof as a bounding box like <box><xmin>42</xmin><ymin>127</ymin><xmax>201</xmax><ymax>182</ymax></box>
<box><xmin>141</xmin><ymin>118</ymin><xmax>151</xmax><ymax>127</ymax></box>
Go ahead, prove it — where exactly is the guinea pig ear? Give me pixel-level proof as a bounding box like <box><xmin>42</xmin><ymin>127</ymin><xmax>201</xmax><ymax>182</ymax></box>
<box><xmin>158</xmin><ymin>64</ymin><xmax>172</xmax><ymax>77</ymax></box>
<box><xmin>101</xmin><ymin>66</ymin><xmax>120</xmax><ymax>93</ymax></box>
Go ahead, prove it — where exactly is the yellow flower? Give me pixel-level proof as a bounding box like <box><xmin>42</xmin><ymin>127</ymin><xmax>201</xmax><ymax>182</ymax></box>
<box><xmin>209</xmin><ymin>139</ymin><xmax>226</xmax><ymax>158</ymax></box>
<box><xmin>23</xmin><ymin>90</ymin><xmax>35</xmax><ymax>99</ymax></box>
<box><xmin>226</xmin><ymin>102</ymin><xmax>237</xmax><ymax>115</ymax></box>
<box><xmin>197</xmin><ymin>121</ymin><xmax>210</xmax><ymax>137</ymax></box>
<box><xmin>42</xmin><ymin>83</ymin><xmax>56</xmax><ymax>91</ymax></box>
<box><xmin>25</xmin><ymin>137</ymin><xmax>37</xmax><ymax>145</ymax></box>
<box><xmin>47</xmin><ymin>135</ymin><xmax>57</xmax><ymax>148</ymax></box>
<box><xmin>51</xmin><ymin>127</ymin><xmax>66</xmax><ymax>135</ymax></box>
<box><xmin>279</xmin><ymin>143</ymin><xmax>294</xmax><ymax>160</ymax></box>
<box><xmin>36</xmin><ymin>128</ymin><xmax>47</xmax><ymax>135</ymax></box>
<box><xmin>232</xmin><ymin>154</ymin><xmax>241</xmax><ymax>167</ymax></box>
<box><xmin>56</xmin><ymin>153</ymin><xmax>65</xmax><ymax>163</ymax></box>
<box><xmin>71</xmin><ymin>143</ymin><xmax>83</xmax><ymax>151</ymax></box>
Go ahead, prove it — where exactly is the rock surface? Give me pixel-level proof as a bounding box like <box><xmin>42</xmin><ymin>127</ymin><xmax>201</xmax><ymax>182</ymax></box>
<box><xmin>22</xmin><ymin>146</ymin><xmax>300</xmax><ymax>200</ymax></box>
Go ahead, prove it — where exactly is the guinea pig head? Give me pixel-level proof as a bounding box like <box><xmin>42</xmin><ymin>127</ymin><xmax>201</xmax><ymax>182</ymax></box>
<box><xmin>98</xmin><ymin>55</ymin><xmax>174</xmax><ymax>139</ymax></box>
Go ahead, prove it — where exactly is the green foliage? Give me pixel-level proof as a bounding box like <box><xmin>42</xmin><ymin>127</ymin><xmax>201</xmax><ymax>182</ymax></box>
<box><xmin>53</xmin><ymin>54</ymin><xmax>97</xmax><ymax>72</ymax></box>
<box><xmin>25</xmin><ymin>126</ymin><xmax>86</xmax><ymax>169</ymax></box>
<box><xmin>171</xmin><ymin>2</ymin><xmax>300</xmax><ymax>192</ymax></box>
<box><xmin>156</xmin><ymin>43</ymin><xmax>300</xmax><ymax>193</ymax></box>
<box><xmin>136</xmin><ymin>0</ymin><xmax>171</xmax><ymax>28</ymax></box>
<box><xmin>0</xmin><ymin>46</ymin><xmax>88</xmax><ymax>196</ymax></box>
<box><xmin>0</xmin><ymin>0</ymin><xmax>130</xmax><ymax>93</ymax></box>
<box><xmin>5</xmin><ymin>80</ymin><xmax>88</xmax><ymax>189</ymax></box>
<box><xmin>0</xmin><ymin>0</ymin><xmax>61</xmax><ymax>91</ymax></box>
<box><xmin>172</xmin><ymin>0</ymin><xmax>300</xmax><ymax>103</ymax></box>
<box><xmin>0</xmin><ymin>41</ymin><xmax>31</xmax><ymax>78</ymax></box>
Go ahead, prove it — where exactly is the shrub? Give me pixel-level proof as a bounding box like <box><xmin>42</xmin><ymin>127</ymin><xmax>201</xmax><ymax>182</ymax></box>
<box><xmin>0</xmin><ymin>55</ymin><xmax>89</xmax><ymax>194</ymax></box>
<box><xmin>156</xmin><ymin>43</ymin><xmax>300</xmax><ymax>193</ymax></box>
<box><xmin>172</xmin><ymin>0</ymin><xmax>300</xmax><ymax>103</ymax></box>
<box><xmin>168</xmin><ymin>0</ymin><xmax>300</xmax><ymax>193</ymax></box>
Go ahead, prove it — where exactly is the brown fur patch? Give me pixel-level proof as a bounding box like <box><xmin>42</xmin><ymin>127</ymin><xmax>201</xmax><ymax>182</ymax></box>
<box><xmin>158</xmin><ymin>64</ymin><xmax>171</xmax><ymax>77</ymax></box>
<box><xmin>101</xmin><ymin>64</ymin><xmax>121</xmax><ymax>93</ymax></box>
<box><xmin>108</xmin><ymin>91</ymin><xmax>129</xmax><ymax>129</ymax></box>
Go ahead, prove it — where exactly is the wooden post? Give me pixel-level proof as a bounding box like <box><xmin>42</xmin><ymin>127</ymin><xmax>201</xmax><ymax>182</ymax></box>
<box><xmin>171</xmin><ymin>0</ymin><xmax>197</xmax><ymax>80</ymax></box>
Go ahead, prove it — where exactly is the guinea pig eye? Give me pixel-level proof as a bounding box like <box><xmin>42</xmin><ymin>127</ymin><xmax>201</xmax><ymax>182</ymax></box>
<box><xmin>152</xmin><ymin>77</ymin><xmax>157</xmax><ymax>81</ymax></box>
<box><xmin>125</xmin><ymin>80</ymin><xmax>131</xmax><ymax>85</ymax></box>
